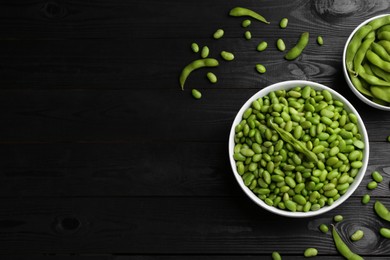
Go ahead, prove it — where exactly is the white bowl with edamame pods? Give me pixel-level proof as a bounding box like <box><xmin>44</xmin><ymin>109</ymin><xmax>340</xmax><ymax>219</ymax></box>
<box><xmin>229</xmin><ymin>80</ymin><xmax>369</xmax><ymax>217</ymax></box>
<box><xmin>343</xmin><ymin>14</ymin><xmax>390</xmax><ymax>111</ymax></box>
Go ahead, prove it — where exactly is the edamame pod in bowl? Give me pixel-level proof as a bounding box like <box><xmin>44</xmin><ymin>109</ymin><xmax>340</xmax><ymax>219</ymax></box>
<box><xmin>343</xmin><ymin>14</ymin><xmax>390</xmax><ymax>111</ymax></box>
<box><xmin>229</xmin><ymin>80</ymin><xmax>369</xmax><ymax>218</ymax></box>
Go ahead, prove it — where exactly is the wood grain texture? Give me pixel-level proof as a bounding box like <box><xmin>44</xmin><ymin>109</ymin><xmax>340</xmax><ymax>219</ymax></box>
<box><xmin>0</xmin><ymin>197</ymin><xmax>388</xmax><ymax>256</ymax></box>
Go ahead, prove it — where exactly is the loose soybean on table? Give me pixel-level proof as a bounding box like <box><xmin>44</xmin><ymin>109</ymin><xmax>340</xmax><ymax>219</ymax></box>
<box><xmin>0</xmin><ymin>0</ymin><xmax>390</xmax><ymax>259</ymax></box>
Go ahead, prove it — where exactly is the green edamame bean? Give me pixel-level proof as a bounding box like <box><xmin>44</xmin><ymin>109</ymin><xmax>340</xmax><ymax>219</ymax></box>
<box><xmin>257</xmin><ymin>41</ymin><xmax>268</xmax><ymax>52</ymax></box>
<box><xmin>332</xmin><ymin>225</ymin><xmax>363</xmax><ymax>260</ymax></box>
<box><xmin>220</xmin><ymin>51</ymin><xmax>234</xmax><ymax>61</ymax></box>
<box><xmin>362</xmin><ymin>194</ymin><xmax>370</xmax><ymax>204</ymax></box>
<box><xmin>380</xmin><ymin>227</ymin><xmax>390</xmax><ymax>239</ymax></box>
<box><xmin>351</xmin><ymin>230</ymin><xmax>364</xmax><ymax>241</ymax></box>
<box><xmin>372</xmin><ymin>171</ymin><xmax>383</xmax><ymax>183</ymax></box>
<box><xmin>285</xmin><ymin>200</ymin><xmax>297</xmax><ymax>212</ymax></box>
<box><xmin>276</xmin><ymin>39</ymin><xmax>286</xmax><ymax>52</ymax></box>
<box><xmin>367</xmin><ymin>181</ymin><xmax>377</xmax><ymax>190</ymax></box>
<box><xmin>317</xmin><ymin>36</ymin><xmax>324</xmax><ymax>46</ymax></box>
<box><xmin>272</xmin><ymin>251</ymin><xmax>282</xmax><ymax>260</ymax></box>
<box><xmin>304</xmin><ymin>248</ymin><xmax>318</xmax><ymax>257</ymax></box>
<box><xmin>201</xmin><ymin>46</ymin><xmax>209</xmax><ymax>58</ymax></box>
<box><xmin>374</xmin><ymin>200</ymin><xmax>390</xmax><ymax>221</ymax></box>
<box><xmin>229</xmin><ymin>7</ymin><xmax>270</xmax><ymax>24</ymax></box>
<box><xmin>242</xmin><ymin>19</ymin><xmax>251</xmax><ymax>28</ymax></box>
<box><xmin>346</xmin><ymin>25</ymin><xmax>372</xmax><ymax>73</ymax></box>
<box><xmin>334</xmin><ymin>215</ymin><xmax>343</xmax><ymax>222</ymax></box>
<box><xmin>319</xmin><ymin>224</ymin><xmax>329</xmax><ymax>233</ymax></box>
<box><xmin>191</xmin><ymin>43</ymin><xmax>199</xmax><ymax>53</ymax></box>
<box><xmin>206</xmin><ymin>72</ymin><xmax>217</xmax><ymax>84</ymax></box>
<box><xmin>179</xmin><ymin>58</ymin><xmax>219</xmax><ymax>90</ymax></box>
<box><xmin>191</xmin><ymin>89</ymin><xmax>202</xmax><ymax>99</ymax></box>
<box><xmin>244</xmin><ymin>31</ymin><xmax>252</xmax><ymax>40</ymax></box>
<box><xmin>285</xmin><ymin>32</ymin><xmax>309</xmax><ymax>60</ymax></box>
<box><xmin>213</xmin><ymin>29</ymin><xmax>224</xmax><ymax>39</ymax></box>
<box><xmin>279</xmin><ymin>18</ymin><xmax>288</xmax><ymax>29</ymax></box>
<box><xmin>388</xmin><ymin>135</ymin><xmax>390</xmax><ymax>142</ymax></box>
<box><xmin>256</xmin><ymin>64</ymin><xmax>266</xmax><ymax>74</ymax></box>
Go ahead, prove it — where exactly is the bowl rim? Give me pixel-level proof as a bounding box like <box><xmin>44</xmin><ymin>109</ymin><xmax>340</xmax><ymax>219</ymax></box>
<box><xmin>342</xmin><ymin>13</ymin><xmax>390</xmax><ymax>111</ymax></box>
<box><xmin>228</xmin><ymin>80</ymin><xmax>370</xmax><ymax>218</ymax></box>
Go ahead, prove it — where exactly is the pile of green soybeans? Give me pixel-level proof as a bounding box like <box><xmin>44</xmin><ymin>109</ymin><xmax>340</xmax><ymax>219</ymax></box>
<box><xmin>233</xmin><ymin>85</ymin><xmax>365</xmax><ymax>212</ymax></box>
<box><xmin>346</xmin><ymin>15</ymin><xmax>390</xmax><ymax>106</ymax></box>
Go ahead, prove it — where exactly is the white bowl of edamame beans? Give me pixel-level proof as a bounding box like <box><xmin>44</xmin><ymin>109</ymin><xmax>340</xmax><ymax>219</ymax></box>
<box><xmin>229</xmin><ymin>80</ymin><xmax>369</xmax><ymax>217</ymax></box>
<box><xmin>343</xmin><ymin>14</ymin><xmax>390</xmax><ymax>111</ymax></box>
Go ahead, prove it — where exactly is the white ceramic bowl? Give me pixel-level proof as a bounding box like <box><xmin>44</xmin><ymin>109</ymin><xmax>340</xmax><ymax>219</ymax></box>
<box><xmin>228</xmin><ymin>80</ymin><xmax>369</xmax><ymax>217</ymax></box>
<box><xmin>343</xmin><ymin>14</ymin><xmax>390</xmax><ymax>111</ymax></box>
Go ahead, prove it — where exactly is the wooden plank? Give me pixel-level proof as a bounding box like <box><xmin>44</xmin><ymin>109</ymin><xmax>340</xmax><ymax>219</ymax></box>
<box><xmin>0</xmin><ymin>141</ymin><xmax>388</xmax><ymax>197</ymax></box>
<box><xmin>0</xmin><ymin>197</ymin><xmax>388</xmax><ymax>255</ymax></box>
<box><xmin>0</xmin><ymin>0</ymin><xmax>387</xmax><ymax>39</ymax></box>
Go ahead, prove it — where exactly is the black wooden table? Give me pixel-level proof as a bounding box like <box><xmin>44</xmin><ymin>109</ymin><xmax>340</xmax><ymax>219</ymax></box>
<box><xmin>1</xmin><ymin>0</ymin><xmax>390</xmax><ymax>259</ymax></box>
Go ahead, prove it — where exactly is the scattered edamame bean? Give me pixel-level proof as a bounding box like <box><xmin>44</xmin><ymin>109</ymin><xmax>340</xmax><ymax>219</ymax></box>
<box><xmin>361</xmin><ymin>194</ymin><xmax>370</xmax><ymax>204</ymax></box>
<box><xmin>220</xmin><ymin>51</ymin><xmax>235</xmax><ymax>61</ymax></box>
<box><xmin>332</xmin><ymin>225</ymin><xmax>363</xmax><ymax>260</ymax></box>
<box><xmin>213</xmin><ymin>29</ymin><xmax>224</xmax><ymax>39</ymax></box>
<box><xmin>387</xmin><ymin>135</ymin><xmax>390</xmax><ymax>142</ymax></box>
<box><xmin>206</xmin><ymin>72</ymin><xmax>217</xmax><ymax>83</ymax></box>
<box><xmin>372</xmin><ymin>171</ymin><xmax>383</xmax><ymax>182</ymax></box>
<box><xmin>367</xmin><ymin>181</ymin><xmax>378</xmax><ymax>190</ymax></box>
<box><xmin>304</xmin><ymin>248</ymin><xmax>318</xmax><ymax>258</ymax></box>
<box><xmin>257</xmin><ymin>41</ymin><xmax>268</xmax><ymax>52</ymax></box>
<box><xmin>191</xmin><ymin>43</ymin><xmax>199</xmax><ymax>53</ymax></box>
<box><xmin>242</xmin><ymin>19</ymin><xmax>251</xmax><ymax>28</ymax></box>
<box><xmin>229</xmin><ymin>7</ymin><xmax>270</xmax><ymax>24</ymax></box>
<box><xmin>380</xmin><ymin>227</ymin><xmax>390</xmax><ymax>238</ymax></box>
<box><xmin>271</xmin><ymin>251</ymin><xmax>282</xmax><ymax>260</ymax></box>
<box><xmin>317</xmin><ymin>36</ymin><xmax>324</xmax><ymax>46</ymax></box>
<box><xmin>191</xmin><ymin>89</ymin><xmax>202</xmax><ymax>99</ymax></box>
<box><xmin>179</xmin><ymin>58</ymin><xmax>219</xmax><ymax>90</ymax></box>
<box><xmin>285</xmin><ymin>32</ymin><xmax>309</xmax><ymax>60</ymax></box>
<box><xmin>319</xmin><ymin>224</ymin><xmax>329</xmax><ymax>233</ymax></box>
<box><xmin>334</xmin><ymin>215</ymin><xmax>343</xmax><ymax>222</ymax></box>
<box><xmin>374</xmin><ymin>201</ymin><xmax>390</xmax><ymax>221</ymax></box>
<box><xmin>255</xmin><ymin>64</ymin><xmax>266</xmax><ymax>74</ymax></box>
<box><xmin>276</xmin><ymin>39</ymin><xmax>286</xmax><ymax>51</ymax></box>
<box><xmin>279</xmin><ymin>18</ymin><xmax>288</xmax><ymax>29</ymax></box>
<box><xmin>245</xmin><ymin>31</ymin><xmax>252</xmax><ymax>40</ymax></box>
<box><xmin>351</xmin><ymin>230</ymin><xmax>364</xmax><ymax>241</ymax></box>
<box><xmin>201</xmin><ymin>46</ymin><xmax>210</xmax><ymax>58</ymax></box>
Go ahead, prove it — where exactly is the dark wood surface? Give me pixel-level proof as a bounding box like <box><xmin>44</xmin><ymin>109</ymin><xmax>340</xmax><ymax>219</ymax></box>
<box><xmin>1</xmin><ymin>0</ymin><xmax>390</xmax><ymax>259</ymax></box>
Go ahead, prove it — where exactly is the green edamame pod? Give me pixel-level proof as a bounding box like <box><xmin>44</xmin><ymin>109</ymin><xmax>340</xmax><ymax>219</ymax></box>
<box><xmin>371</xmin><ymin>85</ymin><xmax>390</xmax><ymax>103</ymax></box>
<box><xmin>179</xmin><ymin>58</ymin><xmax>219</xmax><ymax>90</ymax></box>
<box><xmin>285</xmin><ymin>32</ymin><xmax>309</xmax><ymax>60</ymax></box>
<box><xmin>213</xmin><ymin>29</ymin><xmax>224</xmax><ymax>39</ymax></box>
<box><xmin>370</xmin><ymin>63</ymin><xmax>390</xmax><ymax>82</ymax></box>
<box><xmin>374</xmin><ymin>200</ymin><xmax>390</xmax><ymax>222</ymax></box>
<box><xmin>366</xmin><ymin>49</ymin><xmax>390</xmax><ymax>72</ymax></box>
<box><xmin>378</xmin><ymin>40</ymin><xmax>390</xmax><ymax>53</ymax></box>
<box><xmin>353</xmin><ymin>37</ymin><xmax>375</xmax><ymax>75</ymax></box>
<box><xmin>378</xmin><ymin>31</ymin><xmax>390</xmax><ymax>41</ymax></box>
<box><xmin>346</xmin><ymin>25</ymin><xmax>372</xmax><ymax>73</ymax></box>
<box><xmin>368</xmin><ymin>15</ymin><xmax>390</xmax><ymax>30</ymax></box>
<box><xmin>357</xmin><ymin>66</ymin><xmax>390</xmax><ymax>87</ymax></box>
<box><xmin>229</xmin><ymin>7</ymin><xmax>270</xmax><ymax>24</ymax></box>
<box><xmin>332</xmin><ymin>225</ymin><xmax>363</xmax><ymax>260</ymax></box>
<box><xmin>378</xmin><ymin>24</ymin><xmax>390</xmax><ymax>34</ymax></box>
<box><xmin>277</xmin><ymin>39</ymin><xmax>286</xmax><ymax>52</ymax></box>
<box><xmin>371</xmin><ymin>42</ymin><xmax>390</xmax><ymax>62</ymax></box>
